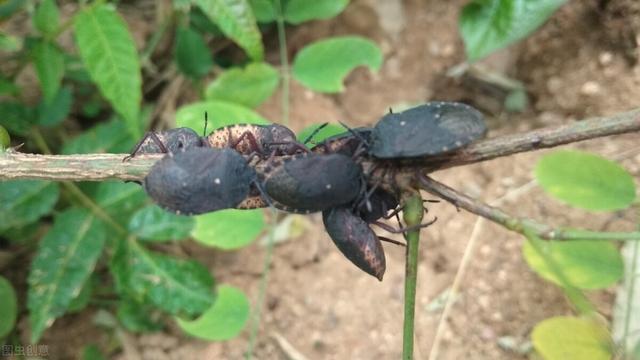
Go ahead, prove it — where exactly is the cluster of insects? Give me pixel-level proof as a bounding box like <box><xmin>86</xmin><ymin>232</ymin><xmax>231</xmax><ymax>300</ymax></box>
<box><xmin>126</xmin><ymin>102</ymin><xmax>487</xmax><ymax>280</ymax></box>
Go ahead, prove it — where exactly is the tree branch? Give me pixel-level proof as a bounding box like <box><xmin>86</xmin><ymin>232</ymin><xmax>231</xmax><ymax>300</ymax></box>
<box><xmin>0</xmin><ymin>107</ymin><xmax>639</xmax><ymax>182</ymax></box>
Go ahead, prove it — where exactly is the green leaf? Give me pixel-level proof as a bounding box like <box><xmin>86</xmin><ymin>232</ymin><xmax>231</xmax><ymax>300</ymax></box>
<box><xmin>195</xmin><ymin>0</ymin><xmax>264</xmax><ymax>60</ymax></box>
<box><xmin>36</xmin><ymin>86</ymin><xmax>72</xmax><ymax>127</ymax></box>
<box><xmin>0</xmin><ymin>276</ymin><xmax>18</xmax><ymax>338</ymax></box>
<box><xmin>62</xmin><ymin>119</ymin><xmax>135</xmax><ymax>154</ymax></box>
<box><xmin>248</xmin><ymin>0</ymin><xmax>275</xmax><ymax>22</ymax></box>
<box><xmin>67</xmin><ymin>276</ymin><xmax>94</xmax><ymax>313</ymax></box>
<box><xmin>0</xmin><ymin>125</ymin><xmax>9</xmax><ymax>149</ymax></box>
<box><xmin>297</xmin><ymin>123</ymin><xmax>347</xmax><ymax>145</ymax></box>
<box><xmin>176</xmin><ymin>100</ymin><xmax>269</xmax><ymax>132</ymax></box>
<box><xmin>0</xmin><ymin>180</ymin><xmax>59</xmax><ymax>233</ymax></box>
<box><xmin>192</xmin><ymin>209</ymin><xmax>264</xmax><ymax>249</ymax></box>
<box><xmin>175</xmin><ymin>26</ymin><xmax>213</xmax><ymax>79</ymax></box>
<box><xmin>34</xmin><ymin>0</ymin><xmax>60</xmax><ymax>36</ymax></box>
<box><xmin>129</xmin><ymin>205</ymin><xmax>195</xmax><ymax>242</ymax></box>
<box><xmin>116</xmin><ymin>298</ymin><xmax>163</xmax><ymax>332</ymax></box>
<box><xmin>523</xmin><ymin>239</ymin><xmax>623</xmax><ymax>289</ymax></box>
<box><xmin>532</xmin><ymin>316</ymin><xmax>612</xmax><ymax>360</ymax></box>
<box><xmin>284</xmin><ymin>0</ymin><xmax>349</xmax><ymax>24</ymax></box>
<box><xmin>93</xmin><ymin>182</ymin><xmax>147</xmax><ymax>225</ymax></box>
<box><xmin>205</xmin><ymin>62</ymin><xmax>279</xmax><ymax>108</ymax></box>
<box><xmin>176</xmin><ymin>285</ymin><xmax>249</xmax><ymax>340</ymax></box>
<box><xmin>460</xmin><ymin>0</ymin><xmax>567</xmax><ymax>61</ymax></box>
<box><xmin>32</xmin><ymin>40</ymin><xmax>64</xmax><ymax>104</ymax></box>
<box><xmin>110</xmin><ymin>240</ymin><xmax>214</xmax><ymax>317</ymax></box>
<box><xmin>535</xmin><ymin>150</ymin><xmax>635</xmax><ymax>211</ymax></box>
<box><xmin>292</xmin><ymin>36</ymin><xmax>382</xmax><ymax>93</ymax></box>
<box><xmin>74</xmin><ymin>4</ymin><xmax>142</xmax><ymax>138</ymax></box>
<box><xmin>0</xmin><ymin>33</ymin><xmax>21</xmax><ymax>52</ymax></box>
<box><xmin>0</xmin><ymin>101</ymin><xmax>34</xmax><ymax>136</ymax></box>
<box><xmin>0</xmin><ymin>0</ymin><xmax>25</xmax><ymax>20</ymax></box>
<box><xmin>0</xmin><ymin>76</ymin><xmax>20</xmax><ymax>96</ymax></box>
<box><xmin>28</xmin><ymin>208</ymin><xmax>107</xmax><ymax>342</ymax></box>
<box><xmin>82</xmin><ymin>344</ymin><xmax>105</xmax><ymax>360</ymax></box>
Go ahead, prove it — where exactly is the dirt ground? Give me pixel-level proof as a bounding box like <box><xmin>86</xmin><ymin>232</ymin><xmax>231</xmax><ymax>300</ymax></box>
<box><xmin>25</xmin><ymin>0</ymin><xmax>640</xmax><ymax>359</ymax></box>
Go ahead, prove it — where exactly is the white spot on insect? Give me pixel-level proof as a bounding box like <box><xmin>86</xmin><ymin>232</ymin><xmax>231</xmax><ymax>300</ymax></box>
<box><xmin>176</xmin><ymin>210</ymin><xmax>181</xmax><ymax>215</ymax></box>
<box><xmin>214</xmin><ymin>178</ymin><xmax>221</xmax><ymax>184</ymax></box>
<box><xmin>435</xmin><ymin>113</ymin><xmax>441</xmax><ymax>119</ymax></box>
<box><xmin>455</xmin><ymin>141</ymin><xmax>462</xmax><ymax>147</ymax></box>
<box><xmin>400</xmin><ymin>121</ymin><xmax>406</xmax><ymax>126</ymax></box>
<box><xmin>326</xmin><ymin>184</ymin><xmax>332</xmax><ymax>189</ymax></box>
<box><xmin>442</xmin><ymin>146</ymin><xmax>449</xmax><ymax>152</ymax></box>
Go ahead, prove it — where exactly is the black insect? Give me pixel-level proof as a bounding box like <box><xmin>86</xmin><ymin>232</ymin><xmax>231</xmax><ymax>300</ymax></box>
<box><xmin>323</xmin><ymin>207</ymin><xmax>387</xmax><ymax>280</ymax></box>
<box><xmin>258</xmin><ymin>153</ymin><xmax>365</xmax><ymax>213</ymax></box>
<box><xmin>369</xmin><ymin>101</ymin><xmax>487</xmax><ymax>159</ymax></box>
<box><xmin>143</xmin><ymin>147</ymin><xmax>257</xmax><ymax>215</ymax></box>
<box><xmin>125</xmin><ymin>127</ymin><xmax>204</xmax><ymax>160</ymax></box>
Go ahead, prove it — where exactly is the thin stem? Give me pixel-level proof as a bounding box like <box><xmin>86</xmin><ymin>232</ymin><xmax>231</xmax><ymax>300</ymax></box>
<box><xmin>622</xmin><ymin>231</ymin><xmax>640</xmax><ymax>350</ymax></box>
<box><xmin>274</xmin><ymin>0</ymin><xmax>290</xmax><ymax>127</ymax></box>
<box><xmin>402</xmin><ymin>193</ymin><xmax>424</xmax><ymax>360</ymax></box>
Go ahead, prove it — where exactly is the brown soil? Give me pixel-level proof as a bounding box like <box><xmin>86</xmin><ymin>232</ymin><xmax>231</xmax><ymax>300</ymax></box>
<box><xmin>12</xmin><ymin>0</ymin><xmax>640</xmax><ymax>359</ymax></box>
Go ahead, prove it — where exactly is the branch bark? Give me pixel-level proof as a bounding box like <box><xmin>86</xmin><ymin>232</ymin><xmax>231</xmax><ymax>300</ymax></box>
<box><xmin>0</xmin><ymin>107</ymin><xmax>639</xmax><ymax>182</ymax></box>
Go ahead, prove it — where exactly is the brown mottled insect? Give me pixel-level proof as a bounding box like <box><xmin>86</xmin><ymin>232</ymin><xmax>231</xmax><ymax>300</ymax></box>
<box><xmin>204</xmin><ymin>123</ymin><xmax>308</xmax><ymax>158</ymax></box>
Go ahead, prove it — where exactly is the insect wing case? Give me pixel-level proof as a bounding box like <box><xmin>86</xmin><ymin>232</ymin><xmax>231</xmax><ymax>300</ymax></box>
<box><xmin>370</xmin><ymin>102</ymin><xmax>487</xmax><ymax>159</ymax></box>
<box><xmin>144</xmin><ymin>147</ymin><xmax>255</xmax><ymax>215</ymax></box>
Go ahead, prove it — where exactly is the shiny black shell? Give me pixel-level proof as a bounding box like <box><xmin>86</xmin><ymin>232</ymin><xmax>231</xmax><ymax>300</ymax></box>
<box><xmin>322</xmin><ymin>207</ymin><xmax>386</xmax><ymax>280</ymax></box>
<box><xmin>370</xmin><ymin>102</ymin><xmax>487</xmax><ymax>159</ymax></box>
<box><xmin>144</xmin><ymin>147</ymin><xmax>255</xmax><ymax>215</ymax></box>
<box><xmin>133</xmin><ymin>127</ymin><xmax>203</xmax><ymax>155</ymax></box>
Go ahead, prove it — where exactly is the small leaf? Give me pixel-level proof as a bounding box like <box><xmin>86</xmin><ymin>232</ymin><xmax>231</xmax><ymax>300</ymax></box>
<box><xmin>460</xmin><ymin>0</ymin><xmax>567</xmax><ymax>61</ymax></box>
<box><xmin>195</xmin><ymin>0</ymin><xmax>264</xmax><ymax>60</ymax></box>
<box><xmin>176</xmin><ymin>285</ymin><xmax>249</xmax><ymax>340</ymax></box>
<box><xmin>532</xmin><ymin>316</ymin><xmax>612</xmax><ymax>360</ymax></box>
<box><xmin>129</xmin><ymin>205</ymin><xmax>195</xmax><ymax>242</ymax></box>
<box><xmin>535</xmin><ymin>150</ymin><xmax>635</xmax><ymax>211</ymax></box>
<box><xmin>0</xmin><ymin>101</ymin><xmax>34</xmax><ymax>136</ymax></box>
<box><xmin>193</xmin><ymin>210</ymin><xmax>264</xmax><ymax>249</ymax></box>
<box><xmin>0</xmin><ymin>76</ymin><xmax>20</xmax><ymax>96</ymax></box>
<box><xmin>34</xmin><ymin>0</ymin><xmax>60</xmax><ymax>35</ymax></box>
<box><xmin>32</xmin><ymin>40</ymin><xmax>64</xmax><ymax>104</ymax></box>
<box><xmin>0</xmin><ymin>180</ymin><xmax>60</xmax><ymax>233</ymax></box>
<box><xmin>284</xmin><ymin>0</ymin><xmax>349</xmax><ymax>24</ymax></box>
<box><xmin>111</xmin><ymin>240</ymin><xmax>214</xmax><ymax>316</ymax></box>
<box><xmin>62</xmin><ymin>118</ymin><xmax>135</xmax><ymax>154</ymax></box>
<box><xmin>248</xmin><ymin>0</ymin><xmax>275</xmax><ymax>22</ymax></box>
<box><xmin>93</xmin><ymin>182</ymin><xmax>147</xmax><ymax>225</ymax></box>
<box><xmin>116</xmin><ymin>298</ymin><xmax>163</xmax><ymax>332</ymax></box>
<box><xmin>523</xmin><ymin>239</ymin><xmax>623</xmax><ymax>289</ymax></box>
<box><xmin>0</xmin><ymin>33</ymin><xmax>21</xmax><ymax>52</ymax></box>
<box><xmin>0</xmin><ymin>125</ymin><xmax>9</xmax><ymax>149</ymax></box>
<box><xmin>292</xmin><ymin>36</ymin><xmax>382</xmax><ymax>93</ymax></box>
<box><xmin>175</xmin><ymin>26</ymin><xmax>213</xmax><ymax>79</ymax></box>
<box><xmin>297</xmin><ymin>123</ymin><xmax>347</xmax><ymax>145</ymax></box>
<box><xmin>36</xmin><ymin>86</ymin><xmax>72</xmax><ymax>126</ymax></box>
<box><xmin>28</xmin><ymin>208</ymin><xmax>107</xmax><ymax>342</ymax></box>
<box><xmin>176</xmin><ymin>100</ymin><xmax>269</xmax><ymax>132</ymax></box>
<box><xmin>74</xmin><ymin>4</ymin><xmax>142</xmax><ymax>138</ymax></box>
<box><xmin>82</xmin><ymin>344</ymin><xmax>106</xmax><ymax>360</ymax></box>
<box><xmin>0</xmin><ymin>276</ymin><xmax>18</xmax><ymax>338</ymax></box>
<box><xmin>205</xmin><ymin>62</ymin><xmax>279</xmax><ymax>108</ymax></box>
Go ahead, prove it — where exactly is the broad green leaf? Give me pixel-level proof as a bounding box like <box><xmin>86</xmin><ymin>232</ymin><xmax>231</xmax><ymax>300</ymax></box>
<box><xmin>532</xmin><ymin>316</ymin><xmax>612</xmax><ymax>360</ymax></box>
<box><xmin>129</xmin><ymin>205</ymin><xmax>195</xmax><ymax>242</ymax></box>
<box><xmin>34</xmin><ymin>0</ymin><xmax>60</xmax><ymax>35</ymax></box>
<box><xmin>205</xmin><ymin>62</ymin><xmax>279</xmax><ymax>108</ymax></box>
<box><xmin>32</xmin><ymin>40</ymin><xmax>64</xmax><ymax>104</ymax></box>
<box><xmin>0</xmin><ymin>76</ymin><xmax>20</xmax><ymax>96</ymax></box>
<box><xmin>535</xmin><ymin>150</ymin><xmax>635</xmax><ymax>211</ymax></box>
<box><xmin>292</xmin><ymin>36</ymin><xmax>382</xmax><ymax>93</ymax></box>
<box><xmin>62</xmin><ymin>119</ymin><xmax>135</xmax><ymax>154</ymax></box>
<box><xmin>190</xmin><ymin>7</ymin><xmax>224</xmax><ymax>35</ymax></box>
<box><xmin>36</xmin><ymin>86</ymin><xmax>72</xmax><ymax>126</ymax></box>
<box><xmin>110</xmin><ymin>240</ymin><xmax>214</xmax><ymax>316</ymax></box>
<box><xmin>0</xmin><ymin>180</ymin><xmax>59</xmax><ymax>233</ymax></box>
<box><xmin>0</xmin><ymin>276</ymin><xmax>17</xmax><ymax>337</ymax></box>
<box><xmin>0</xmin><ymin>101</ymin><xmax>34</xmax><ymax>136</ymax></box>
<box><xmin>176</xmin><ymin>100</ymin><xmax>269</xmax><ymax>132</ymax></box>
<box><xmin>523</xmin><ymin>239</ymin><xmax>623</xmax><ymax>289</ymax></box>
<box><xmin>193</xmin><ymin>209</ymin><xmax>264</xmax><ymax>249</ymax></box>
<box><xmin>248</xmin><ymin>0</ymin><xmax>275</xmax><ymax>22</ymax></box>
<box><xmin>176</xmin><ymin>285</ymin><xmax>249</xmax><ymax>340</ymax></box>
<box><xmin>195</xmin><ymin>0</ymin><xmax>264</xmax><ymax>60</ymax></box>
<box><xmin>116</xmin><ymin>298</ymin><xmax>163</xmax><ymax>332</ymax></box>
<box><xmin>93</xmin><ymin>182</ymin><xmax>146</xmax><ymax>225</ymax></box>
<box><xmin>460</xmin><ymin>0</ymin><xmax>567</xmax><ymax>61</ymax></box>
<box><xmin>297</xmin><ymin>123</ymin><xmax>347</xmax><ymax>145</ymax></box>
<box><xmin>67</xmin><ymin>276</ymin><xmax>94</xmax><ymax>313</ymax></box>
<box><xmin>0</xmin><ymin>125</ymin><xmax>9</xmax><ymax>149</ymax></box>
<box><xmin>284</xmin><ymin>0</ymin><xmax>349</xmax><ymax>24</ymax></box>
<box><xmin>175</xmin><ymin>26</ymin><xmax>213</xmax><ymax>79</ymax></box>
<box><xmin>74</xmin><ymin>4</ymin><xmax>142</xmax><ymax>138</ymax></box>
<box><xmin>28</xmin><ymin>208</ymin><xmax>107</xmax><ymax>342</ymax></box>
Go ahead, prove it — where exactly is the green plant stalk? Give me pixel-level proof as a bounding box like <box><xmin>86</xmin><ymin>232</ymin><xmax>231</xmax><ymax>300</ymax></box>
<box><xmin>274</xmin><ymin>0</ymin><xmax>290</xmax><ymax>126</ymax></box>
<box><xmin>402</xmin><ymin>193</ymin><xmax>424</xmax><ymax>360</ymax></box>
<box><xmin>622</xmin><ymin>228</ymin><xmax>640</xmax><ymax>350</ymax></box>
